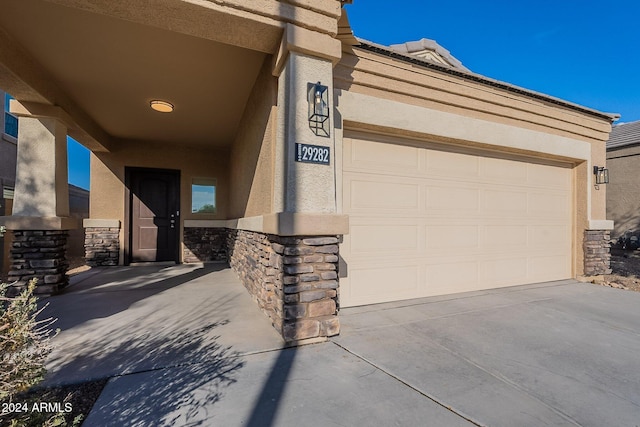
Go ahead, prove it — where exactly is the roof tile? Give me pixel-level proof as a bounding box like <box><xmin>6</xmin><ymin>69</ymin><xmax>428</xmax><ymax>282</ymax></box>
<box><xmin>607</xmin><ymin>120</ymin><xmax>640</xmax><ymax>150</ymax></box>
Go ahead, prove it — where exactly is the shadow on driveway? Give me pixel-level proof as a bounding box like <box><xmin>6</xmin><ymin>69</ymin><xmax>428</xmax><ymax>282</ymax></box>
<box><xmin>39</xmin><ymin>264</ymin><xmax>284</xmax><ymax>387</ymax></box>
<box><xmin>48</xmin><ymin>263</ymin><xmax>225</xmax><ymax>331</ymax></box>
<box><xmin>80</xmin><ymin>318</ymin><xmax>245</xmax><ymax>426</ymax></box>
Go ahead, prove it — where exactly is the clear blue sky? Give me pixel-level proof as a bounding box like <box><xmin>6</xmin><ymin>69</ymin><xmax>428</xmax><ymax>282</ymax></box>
<box><xmin>67</xmin><ymin>1</ymin><xmax>640</xmax><ymax>190</ymax></box>
<box><xmin>345</xmin><ymin>0</ymin><xmax>640</xmax><ymax>122</ymax></box>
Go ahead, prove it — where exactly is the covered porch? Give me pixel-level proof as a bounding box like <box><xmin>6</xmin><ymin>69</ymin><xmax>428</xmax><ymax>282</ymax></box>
<box><xmin>0</xmin><ymin>0</ymin><xmax>348</xmax><ymax>342</ymax></box>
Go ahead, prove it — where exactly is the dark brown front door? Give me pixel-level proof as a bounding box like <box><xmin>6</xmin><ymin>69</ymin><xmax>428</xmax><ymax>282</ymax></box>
<box><xmin>127</xmin><ymin>168</ymin><xmax>179</xmax><ymax>263</ymax></box>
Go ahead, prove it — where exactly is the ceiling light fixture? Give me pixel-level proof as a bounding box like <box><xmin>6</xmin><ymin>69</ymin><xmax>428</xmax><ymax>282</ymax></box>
<box><xmin>150</xmin><ymin>100</ymin><xmax>174</xmax><ymax>113</ymax></box>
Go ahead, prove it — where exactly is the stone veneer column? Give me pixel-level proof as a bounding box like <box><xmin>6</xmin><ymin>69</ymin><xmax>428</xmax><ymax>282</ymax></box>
<box><xmin>583</xmin><ymin>230</ymin><xmax>612</xmax><ymax>275</ymax></box>
<box><xmin>1</xmin><ymin>111</ymin><xmax>77</xmax><ymax>293</ymax></box>
<box><xmin>8</xmin><ymin>230</ymin><xmax>69</xmax><ymax>294</ymax></box>
<box><xmin>228</xmin><ymin>230</ymin><xmax>340</xmax><ymax>342</ymax></box>
<box><xmin>84</xmin><ymin>222</ymin><xmax>120</xmax><ymax>267</ymax></box>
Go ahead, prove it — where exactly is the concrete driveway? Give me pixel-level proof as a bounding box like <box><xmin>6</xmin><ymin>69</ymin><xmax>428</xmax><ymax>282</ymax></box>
<box><xmin>334</xmin><ymin>280</ymin><xmax>640</xmax><ymax>427</ymax></box>
<box><xmin>39</xmin><ymin>267</ymin><xmax>640</xmax><ymax>426</ymax></box>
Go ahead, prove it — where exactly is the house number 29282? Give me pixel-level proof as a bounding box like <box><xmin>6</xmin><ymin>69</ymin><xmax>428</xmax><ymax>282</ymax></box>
<box><xmin>295</xmin><ymin>143</ymin><xmax>330</xmax><ymax>165</ymax></box>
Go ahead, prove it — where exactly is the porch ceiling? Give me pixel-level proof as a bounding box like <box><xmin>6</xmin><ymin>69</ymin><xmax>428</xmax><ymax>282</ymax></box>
<box><xmin>0</xmin><ymin>0</ymin><xmax>268</xmax><ymax>149</ymax></box>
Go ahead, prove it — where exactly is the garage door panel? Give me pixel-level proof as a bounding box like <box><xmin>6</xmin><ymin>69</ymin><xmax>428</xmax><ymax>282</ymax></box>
<box><xmin>485</xmin><ymin>225</ymin><xmax>528</xmax><ymax>248</ymax></box>
<box><xmin>349</xmin><ymin>264</ymin><xmax>420</xmax><ymax>302</ymax></box>
<box><xmin>530</xmin><ymin>225</ymin><xmax>571</xmax><ymax>247</ymax></box>
<box><xmin>529</xmin><ymin>163</ymin><xmax>571</xmax><ymax>188</ymax></box>
<box><xmin>426</xmin><ymin>225</ymin><xmax>479</xmax><ymax>250</ymax></box>
<box><xmin>483</xmin><ymin>189</ymin><xmax>528</xmax><ymax>214</ymax></box>
<box><xmin>482</xmin><ymin>257</ymin><xmax>529</xmax><ymax>285</ymax></box>
<box><xmin>346</xmin><ymin>138</ymin><xmax>420</xmax><ymax>172</ymax></box>
<box><xmin>426</xmin><ymin>150</ymin><xmax>479</xmax><ymax>177</ymax></box>
<box><xmin>425</xmin><ymin>261</ymin><xmax>479</xmax><ymax>291</ymax></box>
<box><xmin>529</xmin><ymin>255</ymin><xmax>571</xmax><ymax>281</ymax></box>
<box><xmin>342</xmin><ymin>134</ymin><xmax>573</xmax><ymax>307</ymax></box>
<box><xmin>481</xmin><ymin>157</ymin><xmax>529</xmax><ymax>183</ymax></box>
<box><xmin>348</xmin><ymin>178</ymin><xmax>420</xmax><ymax>211</ymax></box>
<box><xmin>529</xmin><ymin>193</ymin><xmax>571</xmax><ymax>217</ymax></box>
<box><xmin>351</xmin><ymin>224</ymin><xmax>420</xmax><ymax>253</ymax></box>
<box><xmin>426</xmin><ymin>186</ymin><xmax>479</xmax><ymax>212</ymax></box>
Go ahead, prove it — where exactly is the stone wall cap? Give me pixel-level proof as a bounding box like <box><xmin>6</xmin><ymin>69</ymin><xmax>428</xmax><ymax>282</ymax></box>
<box><xmin>0</xmin><ymin>216</ymin><xmax>81</xmax><ymax>230</ymax></box>
<box><xmin>184</xmin><ymin>219</ymin><xmax>227</xmax><ymax>228</ymax></box>
<box><xmin>83</xmin><ymin>219</ymin><xmax>121</xmax><ymax>228</ymax></box>
<box><xmin>227</xmin><ymin>213</ymin><xmax>349</xmax><ymax>236</ymax></box>
<box><xmin>588</xmin><ymin>220</ymin><xmax>614</xmax><ymax>230</ymax></box>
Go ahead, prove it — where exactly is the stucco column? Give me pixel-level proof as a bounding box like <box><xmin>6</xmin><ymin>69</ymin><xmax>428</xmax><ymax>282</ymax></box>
<box><xmin>274</xmin><ymin>51</ymin><xmax>337</xmax><ymax>214</ymax></box>
<box><xmin>0</xmin><ymin>115</ymin><xmax>77</xmax><ymax>293</ymax></box>
<box><xmin>13</xmin><ymin>116</ymin><xmax>70</xmax><ymax>218</ymax></box>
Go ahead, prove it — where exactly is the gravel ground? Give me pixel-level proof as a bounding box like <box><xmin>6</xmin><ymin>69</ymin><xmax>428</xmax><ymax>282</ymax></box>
<box><xmin>0</xmin><ymin>379</ymin><xmax>107</xmax><ymax>427</ymax></box>
<box><xmin>587</xmin><ymin>249</ymin><xmax>640</xmax><ymax>292</ymax></box>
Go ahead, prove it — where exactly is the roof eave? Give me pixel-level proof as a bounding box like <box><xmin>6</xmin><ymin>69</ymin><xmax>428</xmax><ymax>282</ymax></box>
<box><xmin>354</xmin><ymin>38</ymin><xmax>619</xmax><ymax>123</ymax></box>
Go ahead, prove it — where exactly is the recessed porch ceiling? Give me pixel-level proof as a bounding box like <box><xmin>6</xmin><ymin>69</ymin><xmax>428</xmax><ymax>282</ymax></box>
<box><xmin>0</xmin><ymin>0</ymin><xmax>269</xmax><ymax>148</ymax></box>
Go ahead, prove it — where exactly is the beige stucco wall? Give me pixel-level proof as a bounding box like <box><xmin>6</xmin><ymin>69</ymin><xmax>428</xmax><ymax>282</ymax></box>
<box><xmin>606</xmin><ymin>144</ymin><xmax>640</xmax><ymax>239</ymax></box>
<box><xmin>0</xmin><ymin>136</ymin><xmax>17</xmax><ymax>190</ymax></box>
<box><xmin>590</xmin><ymin>142</ymin><xmax>608</xmax><ymax>228</ymax></box>
<box><xmin>335</xmin><ymin>47</ymin><xmax>612</xmax><ymax>145</ymax></box>
<box><xmin>91</xmin><ymin>142</ymin><xmax>229</xmax><ymax>263</ymax></box>
<box><xmin>12</xmin><ymin>116</ymin><xmax>69</xmax><ymax>218</ymax></box>
<box><xmin>274</xmin><ymin>51</ymin><xmax>336</xmax><ymax>213</ymax></box>
<box><xmin>229</xmin><ymin>57</ymin><xmax>277</xmax><ymax>218</ymax></box>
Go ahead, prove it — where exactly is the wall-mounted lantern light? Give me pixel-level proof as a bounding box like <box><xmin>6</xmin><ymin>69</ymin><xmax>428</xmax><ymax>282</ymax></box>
<box><xmin>308</xmin><ymin>82</ymin><xmax>329</xmax><ymax>137</ymax></box>
<box><xmin>593</xmin><ymin>166</ymin><xmax>609</xmax><ymax>188</ymax></box>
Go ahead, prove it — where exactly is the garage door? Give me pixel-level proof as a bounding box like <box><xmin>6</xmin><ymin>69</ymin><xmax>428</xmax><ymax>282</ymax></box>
<box><xmin>340</xmin><ymin>133</ymin><xmax>573</xmax><ymax>307</ymax></box>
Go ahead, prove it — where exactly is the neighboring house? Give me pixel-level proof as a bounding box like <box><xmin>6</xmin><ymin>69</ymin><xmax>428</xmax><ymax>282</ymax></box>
<box><xmin>0</xmin><ymin>89</ymin><xmax>88</xmax><ymax>280</ymax></box>
<box><xmin>0</xmin><ymin>91</ymin><xmax>17</xmax><ymax>199</ymax></box>
<box><xmin>0</xmin><ymin>1</ymin><xmax>616</xmax><ymax>342</ymax></box>
<box><xmin>0</xmin><ymin>90</ymin><xmax>17</xmax><ymax>280</ymax></box>
<box><xmin>606</xmin><ymin>120</ymin><xmax>640</xmax><ymax>247</ymax></box>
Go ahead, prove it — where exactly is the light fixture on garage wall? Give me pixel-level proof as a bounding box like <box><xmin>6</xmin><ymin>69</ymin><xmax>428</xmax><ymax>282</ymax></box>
<box><xmin>150</xmin><ymin>100</ymin><xmax>174</xmax><ymax>113</ymax></box>
<box><xmin>308</xmin><ymin>82</ymin><xmax>329</xmax><ymax>137</ymax></box>
<box><xmin>593</xmin><ymin>166</ymin><xmax>609</xmax><ymax>189</ymax></box>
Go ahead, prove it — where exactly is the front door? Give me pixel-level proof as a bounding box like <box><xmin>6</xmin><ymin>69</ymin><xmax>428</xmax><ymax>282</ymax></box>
<box><xmin>127</xmin><ymin>168</ymin><xmax>180</xmax><ymax>263</ymax></box>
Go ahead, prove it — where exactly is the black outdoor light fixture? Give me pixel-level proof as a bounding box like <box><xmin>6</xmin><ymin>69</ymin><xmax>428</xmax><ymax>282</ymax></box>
<box><xmin>308</xmin><ymin>82</ymin><xmax>329</xmax><ymax>137</ymax></box>
<box><xmin>593</xmin><ymin>166</ymin><xmax>609</xmax><ymax>185</ymax></box>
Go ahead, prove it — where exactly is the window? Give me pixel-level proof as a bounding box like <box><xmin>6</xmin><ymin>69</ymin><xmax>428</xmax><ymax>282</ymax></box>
<box><xmin>3</xmin><ymin>186</ymin><xmax>14</xmax><ymax>199</ymax></box>
<box><xmin>191</xmin><ymin>178</ymin><xmax>216</xmax><ymax>214</ymax></box>
<box><xmin>4</xmin><ymin>93</ymin><xmax>18</xmax><ymax>138</ymax></box>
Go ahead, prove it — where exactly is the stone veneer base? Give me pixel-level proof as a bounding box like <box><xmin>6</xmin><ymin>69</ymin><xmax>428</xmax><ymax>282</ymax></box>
<box><xmin>227</xmin><ymin>229</ymin><xmax>340</xmax><ymax>342</ymax></box>
<box><xmin>85</xmin><ymin>226</ymin><xmax>120</xmax><ymax>267</ymax></box>
<box><xmin>183</xmin><ymin>227</ymin><xmax>227</xmax><ymax>263</ymax></box>
<box><xmin>584</xmin><ymin>229</ymin><xmax>612</xmax><ymax>275</ymax></box>
<box><xmin>8</xmin><ymin>230</ymin><xmax>69</xmax><ymax>294</ymax></box>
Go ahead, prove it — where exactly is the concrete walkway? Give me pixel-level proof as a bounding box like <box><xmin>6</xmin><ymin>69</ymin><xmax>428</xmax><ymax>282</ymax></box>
<box><xmin>41</xmin><ymin>264</ymin><xmax>285</xmax><ymax>386</ymax></box>
<box><xmin>39</xmin><ymin>269</ymin><xmax>640</xmax><ymax>426</ymax></box>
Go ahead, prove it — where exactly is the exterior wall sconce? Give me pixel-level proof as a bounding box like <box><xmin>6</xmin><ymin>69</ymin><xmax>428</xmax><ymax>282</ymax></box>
<box><xmin>308</xmin><ymin>82</ymin><xmax>329</xmax><ymax>137</ymax></box>
<box><xmin>593</xmin><ymin>166</ymin><xmax>609</xmax><ymax>189</ymax></box>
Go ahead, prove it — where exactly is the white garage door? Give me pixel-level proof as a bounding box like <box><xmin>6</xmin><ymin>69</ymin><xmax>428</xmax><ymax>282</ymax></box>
<box><xmin>340</xmin><ymin>133</ymin><xmax>573</xmax><ymax>307</ymax></box>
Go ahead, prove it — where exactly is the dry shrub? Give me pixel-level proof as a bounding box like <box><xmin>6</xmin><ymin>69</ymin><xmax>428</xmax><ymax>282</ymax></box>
<box><xmin>0</xmin><ymin>279</ymin><xmax>57</xmax><ymax>402</ymax></box>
